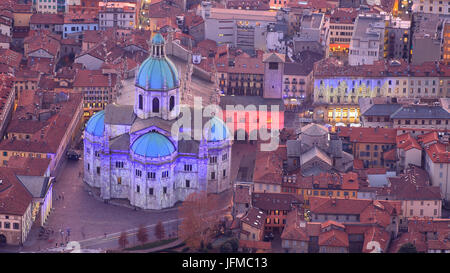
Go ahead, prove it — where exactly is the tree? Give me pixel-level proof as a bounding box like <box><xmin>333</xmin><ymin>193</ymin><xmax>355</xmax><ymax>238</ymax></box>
<box><xmin>118</xmin><ymin>232</ymin><xmax>128</xmax><ymax>249</ymax></box>
<box><xmin>136</xmin><ymin>224</ymin><xmax>148</xmax><ymax>245</ymax></box>
<box><xmin>155</xmin><ymin>221</ymin><xmax>165</xmax><ymax>241</ymax></box>
<box><xmin>398</xmin><ymin>243</ymin><xmax>417</xmax><ymax>253</ymax></box>
<box><xmin>178</xmin><ymin>191</ymin><xmax>221</xmax><ymax>251</ymax></box>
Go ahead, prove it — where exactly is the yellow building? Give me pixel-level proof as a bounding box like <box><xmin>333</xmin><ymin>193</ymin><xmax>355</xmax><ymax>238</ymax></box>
<box><xmin>13</xmin><ymin>4</ymin><xmax>33</xmax><ymax>27</ymax></box>
<box><xmin>282</xmin><ymin>172</ymin><xmax>359</xmax><ymax>208</ymax></box>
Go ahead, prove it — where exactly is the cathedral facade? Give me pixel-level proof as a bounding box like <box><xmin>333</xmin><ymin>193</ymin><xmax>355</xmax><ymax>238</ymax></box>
<box><xmin>83</xmin><ymin>33</ymin><xmax>232</xmax><ymax>210</ymax></box>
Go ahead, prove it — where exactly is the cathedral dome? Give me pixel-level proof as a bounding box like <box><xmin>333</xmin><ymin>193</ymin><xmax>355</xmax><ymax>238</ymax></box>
<box><xmin>135</xmin><ymin>33</ymin><xmax>179</xmax><ymax>91</ymax></box>
<box><xmin>85</xmin><ymin>110</ymin><xmax>105</xmax><ymax>137</ymax></box>
<box><xmin>205</xmin><ymin>116</ymin><xmax>231</xmax><ymax>142</ymax></box>
<box><xmin>131</xmin><ymin>132</ymin><xmax>176</xmax><ymax>158</ymax></box>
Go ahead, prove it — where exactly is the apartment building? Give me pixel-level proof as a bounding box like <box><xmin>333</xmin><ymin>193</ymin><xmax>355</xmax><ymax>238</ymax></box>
<box><xmin>98</xmin><ymin>1</ymin><xmax>136</xmax><ymax>30</ymax></box>
<box><xmin>73</xmin><ymin>69</ymin><xmax>119</xmax><ymax>119</ymax></box>
<box><xmin>349</xmin><ymin>13</ymin><xmax>385</xmax><ymax>66</ymax></box>
<box><xmin>202</xmin><ymin>3</ymin><xmax>278</xmax><ymax>50</ymax></box>
<box><xmin>386</xmin><ymin>16</ymin><xmax>411</xmax><ymax>61</ymax></box>
<box><xmin>411</xmin><ymin>13</ymin><xmax>448</xmax><ymax>65</ymax></box>
<box><xmin>35</xmin><ymin>0</ymin><xmax>58</xmax><ymax>14</ymax></box>
<box><xmin>377</xmin><ymin>166</ymin><xmax>442</xmax><ymax>220</ymax></box>
<box><xmin>425</xmin><ymin>142</ymin><xmax>450</xmax><ymax>202</ymax></box>
<box><xmin>412</xmin><ymin>0</ymin><xmax>450</xmax><ymax>15</ymax></box>
<box><xmin>326</xmin><ymin>8</ymin><xmax>357</xmax><ymax>59</ymax></box>
<box><xmin>338</xmin><ymin>127</ymin><xmax>397</xmax><ymax>169</ymax></box>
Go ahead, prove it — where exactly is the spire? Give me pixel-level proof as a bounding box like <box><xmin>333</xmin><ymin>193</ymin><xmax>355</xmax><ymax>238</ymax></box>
<box><xmin>148</xmin><ymin>32</ymin><xmax>166</xmax><ymax>59</ymax></box>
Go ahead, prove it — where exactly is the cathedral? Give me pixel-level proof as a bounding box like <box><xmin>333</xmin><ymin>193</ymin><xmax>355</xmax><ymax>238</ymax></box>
<box><xmin>83</xmin><ymin>33</ymin><xmax>232</xmax><ymax>210</ymax></box>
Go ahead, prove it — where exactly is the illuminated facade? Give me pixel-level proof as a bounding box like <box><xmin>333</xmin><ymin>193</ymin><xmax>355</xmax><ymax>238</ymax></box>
<box><xmin>326</xmin><ymin>9</ymin><xmax>357</xmax><ymax>59</ymax></box>
<box><xmin>312</xmin><ymin>59</ymin><xmax>450</xmax><ymax>124</ymax></box>
<box><xmin>83</xmin><ymin>34</ymin><xmax>232</xmax><ymax>210</ymax></box>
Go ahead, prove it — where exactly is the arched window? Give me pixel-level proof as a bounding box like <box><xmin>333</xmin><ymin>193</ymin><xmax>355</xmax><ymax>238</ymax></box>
<box><xmin>138</xmin><ymin>94</ymin><xmax>143</xmax><ymax>110</ymax></box>
<box><xmin>169</xmin><ymin>96</ymin><xmax>175</xmax><ymax>111</ymax></box>
<box><xmin>152</xmin><ymin>97</ymin><xmax>159</xmax><ymax>113</ymax></box>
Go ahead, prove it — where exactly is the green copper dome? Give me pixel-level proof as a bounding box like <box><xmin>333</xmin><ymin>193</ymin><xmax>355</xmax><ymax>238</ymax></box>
<box><xmin>131</xmin><ymin>132</ymin><xmax>176</xmax><ymax>158</ymax></box>
<box><xmin>85</xmin><ymin>110</ymin><xmax>105</xmax><ymax>137</ymax></box>
<box><xmin>135</xmin><ymin>33</ymin><xmax>179</xmax><ymax>91</ymax></box>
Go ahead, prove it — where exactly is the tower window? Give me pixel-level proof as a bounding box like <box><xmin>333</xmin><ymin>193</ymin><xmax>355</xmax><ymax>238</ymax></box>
<box><xmin>138</xmin><ymin>94</ymin><xmax>143</xmax><ymax>110</ymax></box>
<box><xmin>137</xmin><ymin>185</ymin><xmax>140</xmax><ymax>193</ymax></box>
<box><xmin>163</xmin><ymin>187</ymin><xmax>167</xmax><ymax>194</ymax></box>
<box><xmin>269</xmin><ymin>62</ymin><xmax>278</xmax><ymax>70</ymax></box>
<box><xmin>186</xmin><ymin>180</ymin><xmax>190</xmax><ymax>188</ymax></box>
<box><xmin>169</xmin><ymin>96</ymin><xmax>175</xmax><ymax>111</ymax></box>
<box><xmin>152</xmin><ymin>97</ymin><xmax>159</xmax><ymax>113</ymax></box>
<box><xmin>149</xmin><ymin>188</ymin><xmax>154</xmax><ymax>195</ymax></box>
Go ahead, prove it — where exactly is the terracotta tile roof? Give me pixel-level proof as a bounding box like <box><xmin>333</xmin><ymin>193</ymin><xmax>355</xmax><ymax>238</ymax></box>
<box><xmin>7</xmin><ymin>156</ymin><xmax>51</xmax><ymax>176</ymax></box>
<box><xmin>314</xmin><ymin>58</ymin><xmax>450</xmax><ymax>78</ymax></box>
<box><xmin>353</xmin><ymin>159</ymin><xmax>364</xmax><ymax>170</ymax></box>
<box><xmin>73</xmin><ymin>70</ymin><xmax>117</xmax><ymax>87</ymax></box>
<box><xmin>26</xmin><ymin>34</ymin><xmax>60</xmax><ymax>58</ymax></box>
<box><xmin>0</xmin><ymin>167</ymin><xmax>33</xmax><ymax>216</ymax></box>
<box><xmin>383</xmin><ymin>148</ymin><xmax>397</xmax><ymax>161</ymax></box>
<box><xmin>407</xmin><ymin>217</ymin><xmax>450</xmax><ymax>233</ymax></box>
<box><xmin>239</xmin><ymin>239</ymin><xmax>272</xmax><ymax>250</ymax></box>
<box><xmin>425</xmin><ymin>142</ymin><xmax>449</xmax><ymax>164</ymax></box>
<box><xmin>319</xmin><ymin>229</ymin><xmax>349</xmax><ymax>247</ymax></box>
<box><xmin>252</xmin><ymin>192</ymin><xmax>302</xmax><ymax>211</ymax></box>
<box><xmin>14</xmin><ymin>69</ymin><xmax>40</xmax><ymax>81</ymax></box>
<box><xmin>281</xmin><ymin>210</ymin><xmax>309</xmax><ymax>241</ymax></box>
<box><xmin>12</xmin><ymin>4</ymin><xmax>32</xmax><ymax>13</ymax></box>
<box><xmin>240</xmin><ymin>207</ymin><xmax>266</xmax><ymax>230</ymax></box>
<box><xmin>427</xmin><ymin>232</ymin><xmax>450</xmax><ymax>250</ymax></box>
<box><xmin>30</xmin><ymin>13</ymin><xmax>64</xmax><ymax>25</ymax></box>
<box><xmin>28</xmin><ymin>57</ymin><xmax>56</xmax><ymax>75</ymax></box>
<box><xmin>0</xmin><ymin>48</ymin><xmax>22</xmax><ymax>69</ymax></box>
<box><xmin>417</xmin><ymin>131</ymin><xmax>439</xmax><ymax>146</ymax></box>
<box><xmin>321</xmin><ymin>220</ymin><xmax>345</xmax><ymax>230</ymax></box>
<box><xmin>147</xmin><ymin>1</ymin><xmax>183</xmax><ymax>19</ymax></box>
<box><xmin>184</xmin><ymin>12</ymin><xmax>204</xmax><ymax>28</ymax></box>
<box><xmin>366</xmin><ymin>167</ymin><xmax>388</xmax><ymax>175</ymax></box>
<box><xmin>0</xmin><ymin>74</ymin><xmax>13</xmax><ymax>118</ymax></box>
<box><xmin>0</xmin><ymin>92</ymin><xmax>83</xmax><ymax>154</ymax></box>
<box><xmin>329</xmin><ymin>8</ymin><xmax>358</xmax><ymax>24</ymax></box>
<box><xmin>389</xmin><ymin>231</ymin><xmax>427</xmax><ymax>253</ymax></box>
<box><xmin>234</xmin><ymin>185</ymin><xmax>251</xmax><ymax>204</ymax></box>
<box><xmin>310</xmin><ymin>197</ymin><xmax>401</xmax><ymax>227</ymax></box>
<box><xmin>226</xmin><ymin>0</ymin><xmax>270</xmax><ymax>10</ymax></box>
<box><xmin>338</xmin><ymin>127</ymin><xmax>397</xmax><ymax>144</ymax></box>
<box><xmin>64</xmin><ymin>12</ymin><xmax>98</xmax><ymax>24</ymax></box>
<box><xmin>397</xmin><ymin>133</ymin><xmax>422</xmax><ymax>151</ymax></box>
<box><xmin>253</xmin><ymin>145</ymin><xmax>286</xmax><ymax>184</ymax></box>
